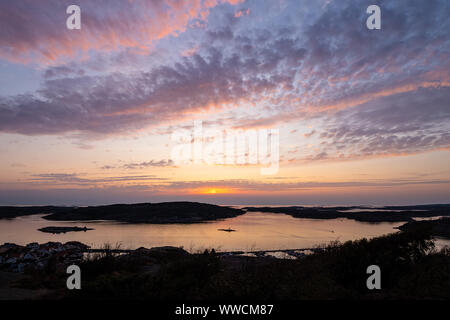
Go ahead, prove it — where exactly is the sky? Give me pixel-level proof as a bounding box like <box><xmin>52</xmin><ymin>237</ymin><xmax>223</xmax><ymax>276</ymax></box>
<box><xmin>0</xmin><ymin>0</ymin><xmax>449</xmax><ymax>206</ymax></box>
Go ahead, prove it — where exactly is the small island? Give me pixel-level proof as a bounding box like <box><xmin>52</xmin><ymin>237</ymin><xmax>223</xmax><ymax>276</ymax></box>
<box><xmin>38</xmin><ymin>226</ymin><xmax>94</xmax><ymax>234</ymax></box>
<box><xmin>218</xmin><ymin>228</ymin><xmax>236</xmax><ymax>232</ymax></box>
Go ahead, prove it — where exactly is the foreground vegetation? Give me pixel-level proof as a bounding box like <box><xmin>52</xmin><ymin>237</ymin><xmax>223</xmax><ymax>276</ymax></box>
<box><xmin>9</xmin><ymin>228</ymin><xmax>450</xmax><ymax>300</ymax></box>
<box><xmin>398</xmin><ymin>217</ymin><xmax>450</xmax><ymax>238</ymax></box>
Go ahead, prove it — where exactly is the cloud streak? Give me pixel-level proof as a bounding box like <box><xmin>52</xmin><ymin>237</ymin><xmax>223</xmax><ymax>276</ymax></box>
<box><xmin>0</xmin><ymin>0</ymin><xmax>243</xmax><ymax>64</ymax></box>
<box><xmin>292</xmin><ymin>86</ymin><xmax>450</xmax><ymax>162</ymax></box>
<box><xmin>27</xmin><ymin>173</ymin><xmax>167</xmax><ymax>187</ymax></box>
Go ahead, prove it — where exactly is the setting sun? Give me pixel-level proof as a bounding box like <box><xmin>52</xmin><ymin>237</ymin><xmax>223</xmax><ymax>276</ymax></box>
<box><xmin>197</xmin><ymin>188</ymin><xmax>232</xmax><ymax>195</ymax></box>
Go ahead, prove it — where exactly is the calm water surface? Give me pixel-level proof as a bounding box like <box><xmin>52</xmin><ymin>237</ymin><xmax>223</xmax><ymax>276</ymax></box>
<box><xmin>0</xmin><ymin>211</ymin><xmax>423</xmax><ymax>252</ymax></box>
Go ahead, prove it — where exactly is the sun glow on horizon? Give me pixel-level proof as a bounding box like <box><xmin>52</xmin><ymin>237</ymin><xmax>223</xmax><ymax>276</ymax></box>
<box><xmin>196</xmin><ymin>187</ymin><xmax>234</xmax><ymax>195</ymax></box>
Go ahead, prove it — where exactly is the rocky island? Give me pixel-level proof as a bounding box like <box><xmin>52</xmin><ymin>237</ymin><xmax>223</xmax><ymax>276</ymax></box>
<box><xmin>38</xmin><ymin>226</ymin><xmax>94</xmax><ymax>234</ymax></box>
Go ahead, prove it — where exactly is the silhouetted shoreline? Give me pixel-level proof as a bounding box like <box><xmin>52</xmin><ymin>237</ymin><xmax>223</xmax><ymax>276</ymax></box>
<box><xmin>0</xmin><ymin>202</ymin><xmax>244</xmax><ymax>223</ymax></box>
<box><xmin>0</xmin><ymin>206</ymin><xmax>72</xmax><ymax>219</ymax></box>
<box><xmin>244</xmin><ymin>204</ymin><xmax>450</xmax><ymax>222</ymax></box>
<box><xmin>1</xmin><ymin>202</ymin><xmax>450</xmax><ymax>224</ymax></box>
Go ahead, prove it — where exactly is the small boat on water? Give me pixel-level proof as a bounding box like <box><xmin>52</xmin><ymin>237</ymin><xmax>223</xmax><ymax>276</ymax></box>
<box><xmin>218</xmin><ymin>227</ymin><xmax>236</xmax><ymax>232</ymax></box>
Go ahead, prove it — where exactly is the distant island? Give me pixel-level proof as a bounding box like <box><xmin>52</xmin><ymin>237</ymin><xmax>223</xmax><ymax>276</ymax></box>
<box><xmin>42</xmin><ymin>202</ymin><xmax>244</xmax><ymax>223</ymax></box>
<box><xmin>0</xmin><ymin>206</ymin><xmax>72</xmax><ymax>219</ymax></box>
<box><xmin>244</xmin><ymin>204</ymin><xmax>450</xmax><ymax>223</ymax></box>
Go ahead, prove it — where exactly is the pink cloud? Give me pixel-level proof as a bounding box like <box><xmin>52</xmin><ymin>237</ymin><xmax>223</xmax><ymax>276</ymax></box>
<box><xmin>234</xmin><ymin>8</ymin><xmax>250</xmax><ymax>18</ymax></box>
<box><xmin>0</xmin><ymin>0</ymin><xmax>243</xmax><ymax>64</ymax></box>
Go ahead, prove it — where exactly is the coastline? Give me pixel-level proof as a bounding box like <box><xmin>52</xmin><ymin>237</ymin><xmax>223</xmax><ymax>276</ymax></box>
<box><xmin>2</xmin><ymin>202</ymin><xmax>450</xmax><ymax>224</ymax></box>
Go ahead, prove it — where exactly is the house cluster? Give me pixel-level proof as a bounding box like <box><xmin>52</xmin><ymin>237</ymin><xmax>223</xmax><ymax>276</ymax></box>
<box><xmin>0</xmin><ymin>241</ymin><xmax>89</xmax><ymax>273</ymax></box>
